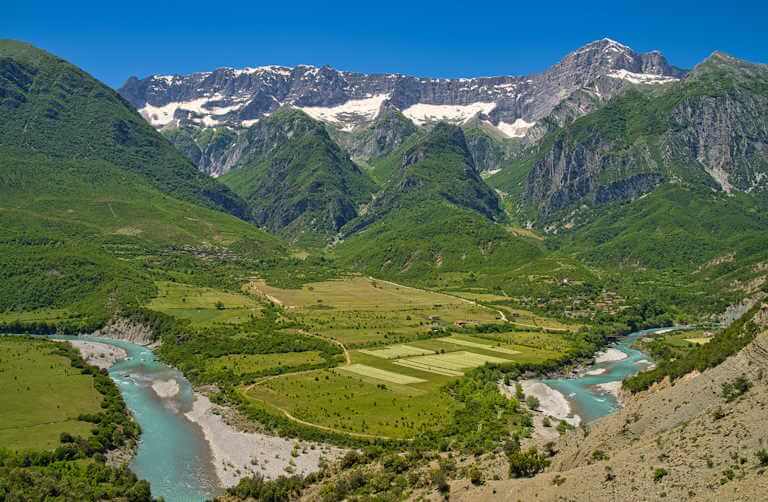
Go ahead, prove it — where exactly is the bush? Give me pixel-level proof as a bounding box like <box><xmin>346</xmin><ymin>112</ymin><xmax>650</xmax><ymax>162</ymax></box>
<box><xmin>756</xmin><ymin>449</ymin><xmax>768</xmax><ymax>467</ymax></box>
<box><xmin>431</xmin><ymin>469</ymin><xmax>450</xmax><ymax>495</ymax></box>
<box><xmin>469</xmin><ymin>466</ymin><xmax>484</xmax><ymax>485</ymax></box>
<box><xmin>592</xmin><ymin>450</ymin><xmax>609</xmax><ymax>461</ymax></box>
<box><xmin>526</xmin><ymin>395</ymin><xmax>540</xmax><ymax>410</ymax></box>
<box><xmin>653</xmin><ymin>468</ymin><xmax>668</xmax><ymax>482</ymax></box>
<box><xmin>340</xmin><ymin>450</ymin><xmax>362</xmax><ymax>469</ymax></box>
<box><xmin>508</xmin><ymin>447</ymin><xmax>550</xmax><ymax>478</ymax></box>
<box><xmin>721</xmin><ymin>375</ymin><xmax>751</xmax><ymax>402</ymax></box>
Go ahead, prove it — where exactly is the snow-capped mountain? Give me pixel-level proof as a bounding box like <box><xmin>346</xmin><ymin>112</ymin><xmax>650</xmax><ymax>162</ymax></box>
<box><xmin>119</xmin><ymin>39</ymin><xmax>685</xmax><ymax>140</ymax></box>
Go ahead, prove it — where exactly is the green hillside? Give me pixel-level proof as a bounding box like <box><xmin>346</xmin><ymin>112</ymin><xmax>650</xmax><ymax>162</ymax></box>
<box><xmin>336</xmin><ymin>124</ymin><xmax>549</xmax><ymax>288</ymax></box>
<box><xmin>221</xmin><ymin>108</ymin><xmax>378</xmax><ymax>246</ymax></box>
<box><xmin>0</xmin><ymin>41</ymin><xmax>285</xmax><ymax>328</ymax></box>
<box><xmin>0</xmin><ymin>40</ymin><xmax>250</xmax><ymax>218</ymax></box>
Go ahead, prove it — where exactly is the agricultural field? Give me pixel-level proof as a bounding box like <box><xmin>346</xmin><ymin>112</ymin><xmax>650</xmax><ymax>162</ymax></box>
<box><xmin>0</xmin><ymin>337</ymin><xmax>103</xmax><ymax>451</ymax></box>
<box><xmin>242</xmin><ymin>332</ymin><xmax>569</xmax><ymax>438</ymax></box>
<box><xmin>247</xmin><ymin>276</ymin><xmax>503</xmax><ymax>347</ymax></box>
<box><xmin>147</xmin><ymin>281</ymin><xmax>262</xmax><ymax>326</ymax></box>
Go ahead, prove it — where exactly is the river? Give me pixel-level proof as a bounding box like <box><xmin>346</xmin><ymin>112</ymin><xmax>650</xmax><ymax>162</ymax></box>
<box><xmin>539</xmin><ymin>327</ymin><xmax>674</xmax><ymax>424</ymax></box>
<box><xmin>51</xmin><ymin>335</ymin><xmax>220</xmax><ymax>502</ymax></box>
<box><xmin>25</xmin><ymin>327</ymin><xmax>669</xmax><ymax>499</ymax></box>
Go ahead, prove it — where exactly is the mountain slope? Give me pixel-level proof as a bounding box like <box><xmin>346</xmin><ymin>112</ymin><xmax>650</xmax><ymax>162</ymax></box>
<box><xmin>332</xmin><ymin>103</ymin><xmax>419</xmax><ymax>161</ymax></box>
<box><xmin>0</xmin><ymin>39</ymin><xmax>251</xmax><ymax>219</ymax></box>
<box><xmin>0</xmin><ymin>41</ymin><xmax>284</xmax><ymax>326</ymax></box>
<box><xmin>219</xmin><ymin>108</ymin><xmax>378</xmax><ymax>245</ymax></box>
<box><xmin>345</xmin><ymin>123</ymin><xmax>506</xmax><ymax>233</ymax></box>
<box><xmin>500</xmin><ymin>52</ymin><xmax>768</xmax><ymax>223</ymax></box>
<box><xmin>336</xmin><ymin>124</ymin><xmax>544</xmax><ymax>282</ymax></box>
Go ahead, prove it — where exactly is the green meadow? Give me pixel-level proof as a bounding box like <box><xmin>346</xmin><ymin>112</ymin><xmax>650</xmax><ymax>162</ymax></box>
<box><xmin>0</xmin><ymin>337</ymin><xmax>102</xmax><ymax>451</ymax></box>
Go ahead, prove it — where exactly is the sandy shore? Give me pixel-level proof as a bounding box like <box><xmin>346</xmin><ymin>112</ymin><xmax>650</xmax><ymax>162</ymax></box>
<box><xmin>594</xmin><ymin>348</ymin><xmax>628</xmax><ymax>363</ymax></box>
<box><xmin>152</xmin><ymin>379</ymin><xmax>181</xmax><ymax>398</ymax></box>
<box><xmin>67</xmin><ymin>340</ymin><xmax>127</xmax><ymax>369</ymax></box>
<box><xmin>519</xmin><ymin>380</ymin><xmax>581</xmax><ymax>426</ymax></box>
<box><xmin>185</xmin><ymin>394</ymin><xmax>342</xmax><ymax>487</ymax></box>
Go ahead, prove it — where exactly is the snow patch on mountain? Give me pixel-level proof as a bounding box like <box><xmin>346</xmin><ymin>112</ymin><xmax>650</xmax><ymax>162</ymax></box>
<box><xmin>402</xmin><ymin>102</ymin><xmax>497</xmax><ymax>126</ymax></box>
<box><xmin>495</xmin><ymin>118</ymin><xmax>536</xmax><ymax>138</ymax></box>
<box><xmin>607</xmin><ymin>69</ymin><xmax>680</xmax><ymax>85</ymax></box>
<box><xmin>297</xmin><ymin>94</ymin><xmax>390</xmax><ymax>131</ymax></box>
<box><xmin>139</xmin><ymin>95</ymin><xmax>250</xmax><ymax>127</ymax></box>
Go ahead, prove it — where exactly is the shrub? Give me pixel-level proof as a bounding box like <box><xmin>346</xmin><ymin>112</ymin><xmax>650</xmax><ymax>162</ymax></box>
<box><xmin>592</xmin><ymin>450</ymin><xmax>609</xmax><ymax>461</ymax></box>
<box><xmin>508</xmin><ymin>448</ymin><xmax>550</xmax><ymax>478</ymax></box>
<box><xmin>653</xmin><ymin>468</ymin><xmax>668</xmax><ymax>482</ymax></box>
<box><xmin>431</xmin><ymin>469</ymin><xmax>450</xmax><ymax>495</ymax></box>
<box><xmin>340</xmin><ymin>451</ymin><xmax>361</xmax><ymax>469</ymax></box>
<box><xmin>721</xmin><ymin>376</ymin><xmax>751</xmax><ymax>402</ymax></box>
<box><xmin>756</xmin><ymin>449</ymin><xmax>768</xmax><ymax>467</ymax></box>
<box><xmin>469</xmin><ymin>466</ymin><xmax>484</xmax><ymax>485</ymax></box>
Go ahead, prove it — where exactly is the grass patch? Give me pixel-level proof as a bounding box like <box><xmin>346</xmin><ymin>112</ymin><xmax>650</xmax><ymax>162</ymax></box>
<box><xmin>248</xmin><ymin>276</ymin><xmax>502</xmax><ymax>347</ymax></box>
<box><xmin>441</xmin><ymin>335</ymin><xmax>521</xmax><ymax>355</ymax></box>
<box><xmin>148</xmin><ymin>281</ymin><xmax>262</xmax><ymax>326</ymax></box>
<box><xmin>209</xmin><ymin>352</ymin><xmax>324</xmax><ymax>375</ymax></box>
<box><xmin>0</xmin><ymin>337</ymin><xmax>102</xmax><ymax>451</ymax></box>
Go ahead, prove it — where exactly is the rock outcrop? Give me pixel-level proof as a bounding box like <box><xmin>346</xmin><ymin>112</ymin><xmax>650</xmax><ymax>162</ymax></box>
<box><xmin>92</xmin><ymin>318</ymin><xmax>155</xmax><ymax>346</ymax></box>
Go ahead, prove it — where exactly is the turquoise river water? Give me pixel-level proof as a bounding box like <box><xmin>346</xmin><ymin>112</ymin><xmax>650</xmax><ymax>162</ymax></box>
<box><xmin>540</xmin><ymin>327</ymin><xmax>673</xmax><ymax>424</ymax></box>
<box><xmin>51</xmin><ymin>335</ymin><xmax>220</xmax><ymax>502</ymax></box>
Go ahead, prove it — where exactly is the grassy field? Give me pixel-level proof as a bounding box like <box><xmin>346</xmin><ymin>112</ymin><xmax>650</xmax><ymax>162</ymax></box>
<box><xmin>147</xmin><ymin>281</ymin><xmax>262</xmax><ymax>326</ymax></box>
<box><xmin>0</xmin><ymin>337</ymin><xmax>103</xmax><ymax>451</ymax></box>
<box><xmin>244</xmin><ymin>367</ymin><xmax>456</xmax><ymax>439</ymax></box>
<box><xmin>635</xmin><ymin>329</ymin><xmax>715</xmax><ymax>361</ymax></box>
<box><xmin>208</xmin><ymin>352</ymin><xmax>324</xmax><ymax>376</ymax></box>
<box><xmin>247</xmin><ymin>276</ymin><xmax>502</xmax><ymax>347</ymax></box>
<box><xmin>242</xmin><ymin>330</ymin><xmax>567</xmax><ymax>438</ymax></box>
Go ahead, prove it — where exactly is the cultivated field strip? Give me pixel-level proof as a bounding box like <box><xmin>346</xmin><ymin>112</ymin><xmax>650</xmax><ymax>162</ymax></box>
<box><xmin>394</xmin><ymin>359</ymin><xmax>464</xmax><ymax>377</ymax></box>
<box><xmin>358</xmin><ymin>344</ymin><xmax>435</xmax><ymax>359</ymax></box>
<box><xmin>394</xmin><ymin>351</ymin><xmax>511</xmax><ymax>377</ymax></box>
<box><xmin>338</xmin><ymin>363</ymin><xmax>427</xmax><ymax>384</ymax></box>
<box><xmin>441</xmin><ymin>336</ymin><xmax>521</xmax><ymax>355</ymax></box>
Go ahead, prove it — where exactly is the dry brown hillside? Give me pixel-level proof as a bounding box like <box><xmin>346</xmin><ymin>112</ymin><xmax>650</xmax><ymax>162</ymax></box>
<box><xmin>432</xmin><ymin>307</ymin><xmax>768</xmax><ymax>502</ymax></box>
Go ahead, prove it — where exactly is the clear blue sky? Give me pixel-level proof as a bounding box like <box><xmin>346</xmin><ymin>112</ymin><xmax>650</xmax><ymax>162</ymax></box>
<box><xmin>4</xmin><ymin>0</ymin><xmax>767</xmax><ymax>88</ymax></box>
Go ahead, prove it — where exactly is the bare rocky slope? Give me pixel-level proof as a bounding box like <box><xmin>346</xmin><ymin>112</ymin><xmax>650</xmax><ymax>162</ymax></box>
<box><xmin>510</xmin><ymin>52</ymin><xmax>768</xmax><ymax>223</ymax></box>
<box><xmin>435</xmin><ymin>305</ymin><xmax>768</xmax><ymax>501</ymax></box>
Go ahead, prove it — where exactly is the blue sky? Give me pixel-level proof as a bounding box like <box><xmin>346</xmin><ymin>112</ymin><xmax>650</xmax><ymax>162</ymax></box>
<box><xmin>4</xmin><ymin>0</ymin><xmax>767</xmax><ymax>88</ymax></box>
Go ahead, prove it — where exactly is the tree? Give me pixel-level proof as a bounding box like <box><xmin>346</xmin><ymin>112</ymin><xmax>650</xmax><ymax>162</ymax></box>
<box><xmin>526</xmin><ymin>395</ymin><xmax>540</xmax><ymax>410</ymax></box>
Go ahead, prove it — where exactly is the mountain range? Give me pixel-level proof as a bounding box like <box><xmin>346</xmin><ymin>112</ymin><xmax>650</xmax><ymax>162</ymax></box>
<box><xmin>3</xmin><ymin>36</ymin><xmax>768</xmax><ymax>322</ymax></box>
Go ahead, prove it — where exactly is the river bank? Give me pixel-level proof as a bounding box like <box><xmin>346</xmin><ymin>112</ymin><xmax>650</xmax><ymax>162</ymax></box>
<box><xmin>65</xmin><ymin>339</ymin><xmax>128</xmax><ymax>369</ymax></box>
<box><xmin>511</xmin><ymin>327</ymin><xmax>681</xmax><ymax>435</ymax></box>
<box><xmin>65</xmin><ymin>334</ymin><xmax>338</xmax><ymax>495</ymax></box>
<box><xmin>185</xmin><ymin>394</ymin><xmax>341</xmax><ymax>487</ymax></box>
